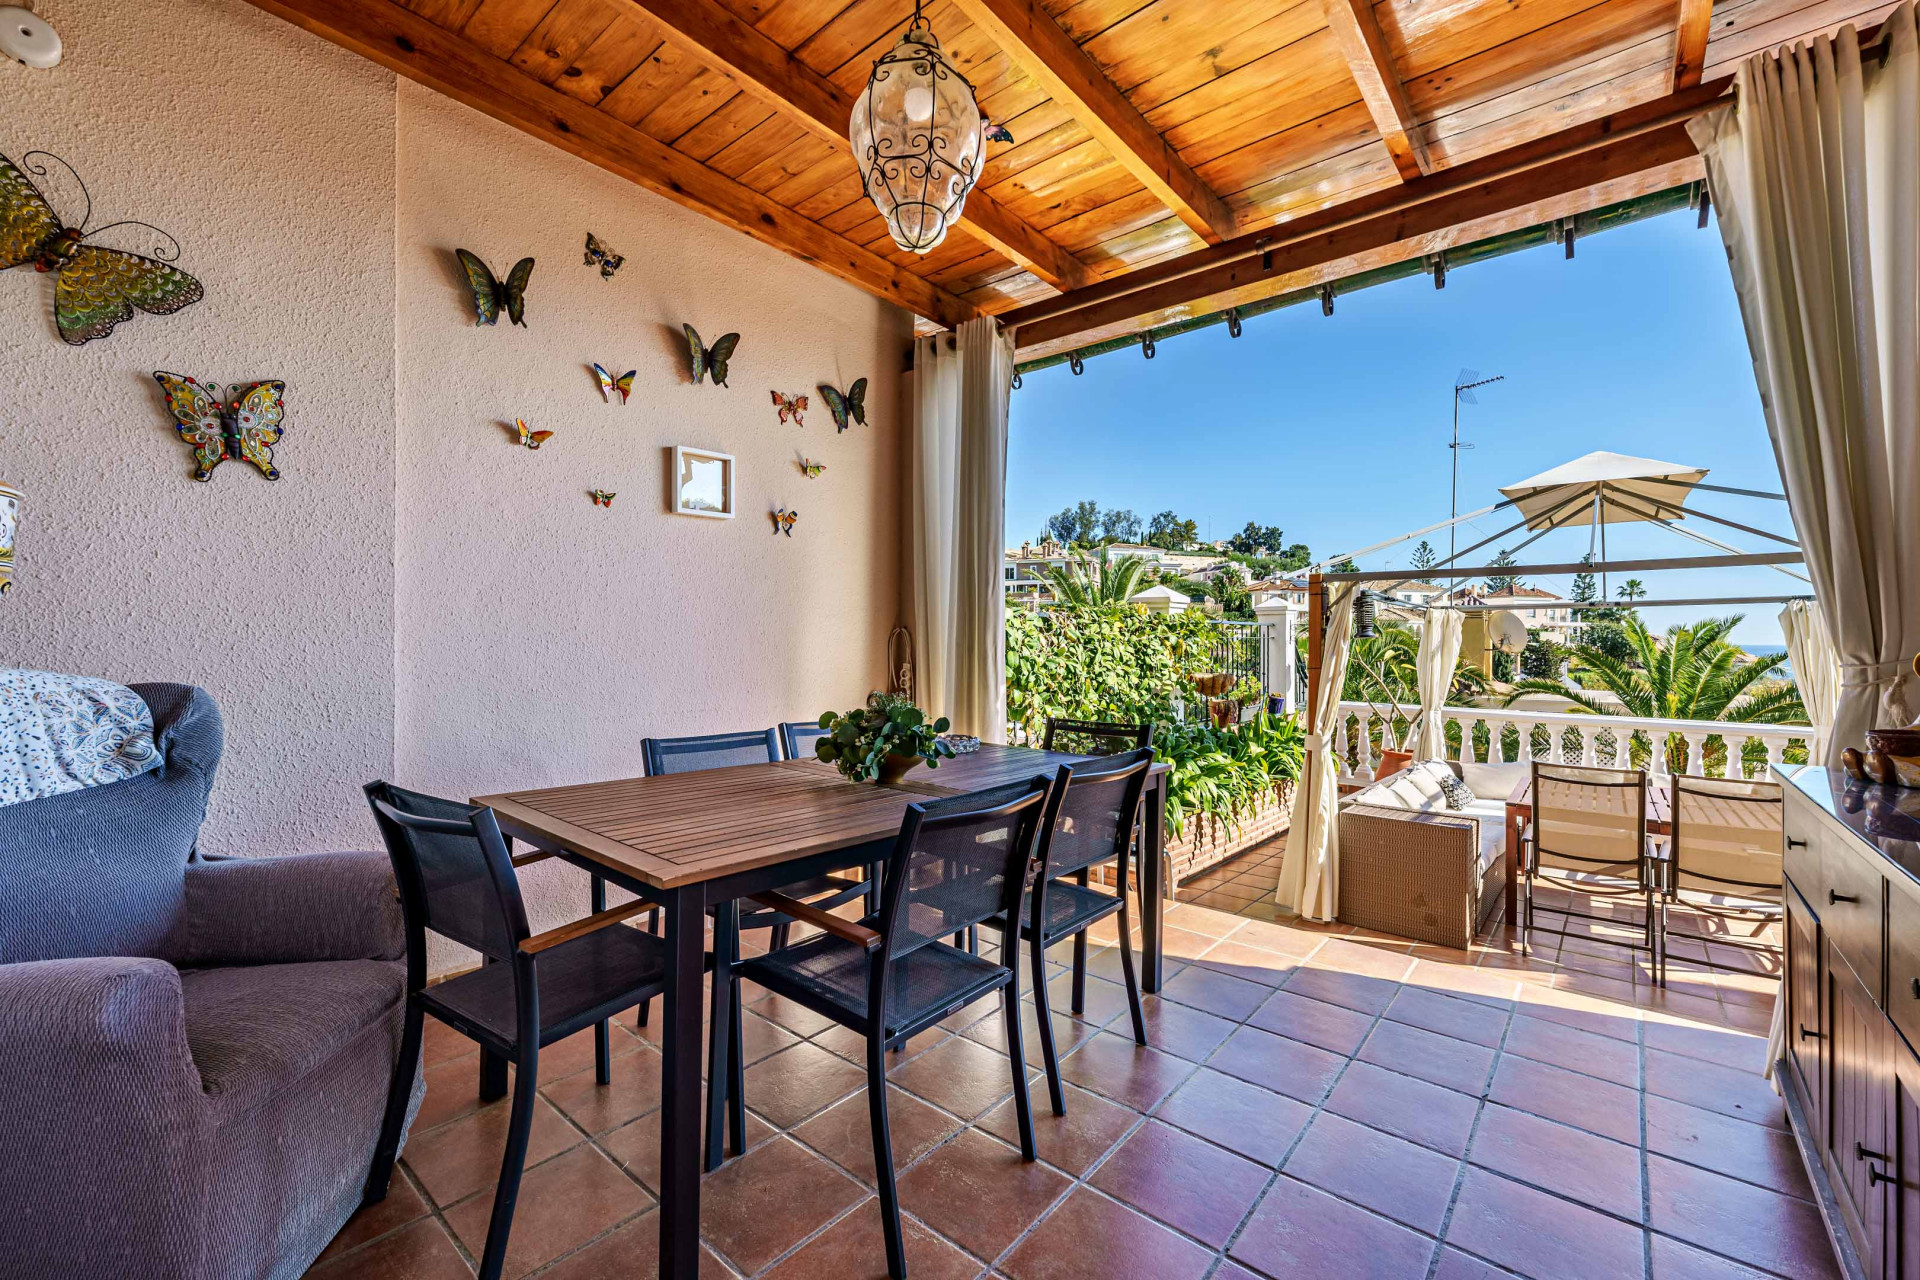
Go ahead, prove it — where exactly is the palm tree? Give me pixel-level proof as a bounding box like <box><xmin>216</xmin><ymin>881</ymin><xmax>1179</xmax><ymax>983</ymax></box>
<box><xmin>1501</xmin><ymin>614</ymin><xmax>1804</xmax><ymax>772</ymax></box>
<box><xmin>1616</xmin><ymin>578</ymin><xmax>1647</xmax><ymax>603</ymax></box>
<box><xmin>1041</xmin><ymin>546</ymin><xmax>1151</xmax><ymax>607</ymax></box>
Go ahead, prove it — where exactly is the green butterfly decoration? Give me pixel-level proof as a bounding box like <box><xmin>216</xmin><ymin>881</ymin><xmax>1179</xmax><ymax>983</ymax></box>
<box><xmin>455</xmin><ymin>249</ymin><xmax>533</xmax><ymax>327</ymax></box>
<box><xmin>817</xmin><ymin>378</ymin><xmax>867</xmax><ymax>432</ymax></box>
<box><xmin>684</xmin><ymin>324</ymin><xmax>739</xmax><ymax>387</ymax></box>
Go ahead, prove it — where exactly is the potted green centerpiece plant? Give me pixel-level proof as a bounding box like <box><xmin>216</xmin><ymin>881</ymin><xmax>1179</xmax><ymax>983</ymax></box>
<box><xmin>815</xmin><ymin>693</ymin><xmax>955</xmax><ymax>783</ymax></box>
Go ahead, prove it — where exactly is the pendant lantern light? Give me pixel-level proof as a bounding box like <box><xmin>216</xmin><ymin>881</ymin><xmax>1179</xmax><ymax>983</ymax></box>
<box><xmin>849</xmin><ymin>0</ymin><xmax>986</xmax><ymax>254</ymax></box>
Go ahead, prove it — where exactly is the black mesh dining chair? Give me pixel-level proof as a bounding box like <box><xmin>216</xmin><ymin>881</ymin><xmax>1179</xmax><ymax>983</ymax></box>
<box><xmin>1042</xmin><ymin>716</ymin><xmax>1154</xmax><ymax>756</ymax></box>
<box><xmin>778</xmin><ymin>719</ymin><xmax>829</xmax><ymax>761</ymax></box>
<box><xmin>362</xmin><ymin>782</ymin><xmax>669</xmax><ymax>1280</ymax></box>
<box><xmin>982</xmin><ymin>747</ymin><xmax>1154</xmax><ymax>1115</ymax></box>
<box><xmin>721</xmin><ymin>779</ymin><xmax>1052</xmax><ymax>1280</ymax></box>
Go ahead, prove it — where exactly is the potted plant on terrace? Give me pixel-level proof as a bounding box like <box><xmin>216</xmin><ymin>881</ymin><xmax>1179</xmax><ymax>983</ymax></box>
<box><xmin>816</xmin><ymin>692</ymin><xmax>956</xmax><ymax>783</ymax></box>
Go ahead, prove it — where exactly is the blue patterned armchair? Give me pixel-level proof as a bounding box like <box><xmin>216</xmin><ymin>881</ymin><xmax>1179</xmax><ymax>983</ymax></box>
<box><xmin>0</xmin><ymin>683</ymin><xmax>421</xmax><ymax>1280</ymax></box>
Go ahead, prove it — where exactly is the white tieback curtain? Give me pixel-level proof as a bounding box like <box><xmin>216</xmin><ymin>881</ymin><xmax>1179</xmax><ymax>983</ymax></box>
<box><xmin>1780</xmin><ymin>600</ymin><xmax>1842</xmax><ymax>761</ymax></box>
<box><xmin>1413</xmin><ymin>608</ymin><xmax>1463</xmax><ymax>761</ymax></box>
<box><xmin>1689</xmin><ymin>5</ymin><xmax>1920</xmax><ymax>770</ymax></box>
<box><xmin>1278</xmin><ymin>583</ymin><xmax>1357</xmax><ymax>920</ymax></box>
<box><xmin>907</xmin><ymin>317</ymin><xmax>1013</xmax><ymax>741</ymax></box>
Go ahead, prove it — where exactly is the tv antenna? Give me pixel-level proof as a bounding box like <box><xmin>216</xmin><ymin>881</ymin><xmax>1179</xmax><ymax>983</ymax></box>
<box><xmin>1450</xmin><ymin>369</ymin><xmax>1504</xmax><ymax>564</ymax></box>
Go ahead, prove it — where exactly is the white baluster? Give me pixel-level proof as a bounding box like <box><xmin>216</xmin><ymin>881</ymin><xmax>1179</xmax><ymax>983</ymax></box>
<box><xmin>1488</xmin><ymin>717</ymin><xmax>1506</xmax><ymax>764</ymax></box>
<box><xmin>1764</xmin><ymin>735</ymin><xmax>1784</xmax><ymax>772</ymax></box>
<box><xmin>1581</xmin><ymin>727</ymin><xmax>1598</xmax><ymax>766</ymax></box>
<box><xmin>1649</xmin><ymin>730</ymin><xmax>1671</xmax><ymax>780</ymax></box>
<box><xmin>1336</xmin><ymin>716</ymin><xmax>1355</xmax><ymax>780</ymax></box>
<box><xmin>1517</xmin><ymin>721</ymin><xmax>1535</xmax><ymax>765</ymax></box>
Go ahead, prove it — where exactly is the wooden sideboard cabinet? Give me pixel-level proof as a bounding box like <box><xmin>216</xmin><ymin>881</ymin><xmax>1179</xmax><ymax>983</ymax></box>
<box><xmin>1779</xmin><ymin>765</ymin><xmax>1920</xmax><ymax>1279</ymax></box>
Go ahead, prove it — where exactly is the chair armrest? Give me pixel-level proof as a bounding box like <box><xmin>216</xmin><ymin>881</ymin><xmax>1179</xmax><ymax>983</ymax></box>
<box><xmin>519</xmin><ymin>900</ymin><xmax>655</xmax><ymax>955</ymax></box>
<box><xmin>0</xmin><ymin>956</ymin><xmax>199</xmax><ymax>1098</ymax></box>
<box><xmin>180</xmin><ymin>849</ymin><xmax>404</xmax><ymax>965</ymax></box>
<box><xmin>749</xmin><ymin>892</ymin><xmax>883</xmax><ymax>953</ymax></box>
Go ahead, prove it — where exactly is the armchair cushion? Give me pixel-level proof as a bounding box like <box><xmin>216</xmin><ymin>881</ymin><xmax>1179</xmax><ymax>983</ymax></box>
<box><xmin>0</xmin><ymin>668</ymin><xmax>162</xmax><ymax>806</ymax></box>
<box><xmin>178</xmin><ymin>849</ymin><xmax>404</xmax><ymax>967</ymax></box>
<box><xmin>182</xmin><ymin>959</ymin><xmax>405</xmax><ymax>1106</ymax></box>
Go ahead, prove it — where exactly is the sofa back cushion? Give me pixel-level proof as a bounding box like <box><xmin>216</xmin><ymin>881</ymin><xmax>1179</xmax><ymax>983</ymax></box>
<box><xmin>1</xmin><ymin>669</ymin><xmax>162</xmax><ymax>807</ymax></box>
<box><xmin>0</xmin><ymin>683</ymin><xmax>221</xmax><ymax>963</ymax></box>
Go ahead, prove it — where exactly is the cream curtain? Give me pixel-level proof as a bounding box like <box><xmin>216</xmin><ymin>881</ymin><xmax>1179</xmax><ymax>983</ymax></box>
<box><xmin>1277</xmin><ymin>583</ymin><xmax>1356</xmax><ymax>920</ymax></box>
<box><xmin>1689</xmin><ymin>5</ymin><xmax>1920</xmax><ymax>771</ymax></box>
<box><xmin>907</xmin><ymin>317</ymin><xmax>1014</xmax><ymax>741</ymax></box>
<box><xmin>1414</xmin><ymin>609</ymin><xmax>1463</xmax><ymax>761</ymax></box>
<box><xmin>1780</xmin><ymin>600</ymin><xmax>1842</xmax><ymax>761</ymax></box>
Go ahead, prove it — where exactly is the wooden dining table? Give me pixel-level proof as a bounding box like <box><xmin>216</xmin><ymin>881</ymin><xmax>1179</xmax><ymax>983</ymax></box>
<box><xmin>1501</xmin><ymin>774</ymin><xmax>1674</xmax><ymax>927</ymax></box>
<box><xmin>473</xmin><ymin>741</ymin><xmax>1170</xmax><ymax>1277</ymax></box>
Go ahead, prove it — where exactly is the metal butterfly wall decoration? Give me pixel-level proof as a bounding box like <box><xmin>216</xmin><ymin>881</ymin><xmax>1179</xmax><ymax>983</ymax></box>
<box><xmin>511</xmin><ymin>418</ymin><xmax>553</xmax><ymax>449</ymax></box>
<box><xmin>153</xmin><ymin>373</ymin><xmax>286</xmax><ymax>482</ymax></box>
<box><xmin>817</xmin><ymin>379</ymin><xmax>867</xmax><ymax>432</ymax></box>
<box><xmin>592</xmin><ymin>363</ymin><xmax>636</xmax><ymax>404</ymax></box>
<box><xmin>985</xmin><ymin>123</ymin><xmax>1014</xmax><ymax>143</ymax></box>
<box><xmin>589</xmin><ymin>489</ymin><xmax>616</xmax><ymax>507</ymax></box>
<box><xmin>771</xmin><ymin>507</ymin><xmax>798</xmax><ymax>537</ymax></box>
<box><xmin>771</xmin><ymin>390</ymin><xmax>808</xmax><ymax>426</ymax></box>
<box><xmin>583</xmin><ymin>232</ymin><xmax>624</xmax><ymax>280</ymax></box>
<box><xmin>455</xmin><ymin>249</ymin><xmax>533</xmax><ymax>327</ymax></box>
<box><xmin>684</xmin><ymin>324</ymin><xmax>739</xmax><ymax>387</ymax></box>
<box><xmin>2</xmin><ymin>151</ymin><xmax>203</xmax><ymax>345</ymax></box>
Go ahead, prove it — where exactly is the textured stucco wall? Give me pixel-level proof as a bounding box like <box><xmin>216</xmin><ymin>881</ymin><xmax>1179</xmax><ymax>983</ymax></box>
<box><xmin>395</xmin><ymin>84</ymin><xmax>907</xmax><ymax>951</ymax></box>
<box><xmin>0</xmin><ymin>0</ymin><xmax>398</xmax><ymax>854</ymax></box>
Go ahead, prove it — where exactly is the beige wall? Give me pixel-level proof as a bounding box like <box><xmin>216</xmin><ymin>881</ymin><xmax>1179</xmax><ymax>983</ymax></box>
<box><xmin>0</xmin><ymin>4</ymin><xmax>909</xmax><ymax>964</ymax></box>
<box><xmin>0</xmin><ymin>0</ymin><xmax>398</xmax><ymax>853</ymax></box>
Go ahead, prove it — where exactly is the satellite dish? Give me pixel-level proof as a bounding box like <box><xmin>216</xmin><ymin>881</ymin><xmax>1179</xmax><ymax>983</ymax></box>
<box><xmin>1489</xmin><ymin>610</ymin><xmax>1528</xmax><ymax>655</ymax></box>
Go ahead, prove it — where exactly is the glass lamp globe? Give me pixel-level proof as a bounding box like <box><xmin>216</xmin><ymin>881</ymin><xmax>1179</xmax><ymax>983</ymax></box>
<box><xmin>849</xmin><ymin>13</ymin><xmax>986</xmax><ymax>254</ymax></box>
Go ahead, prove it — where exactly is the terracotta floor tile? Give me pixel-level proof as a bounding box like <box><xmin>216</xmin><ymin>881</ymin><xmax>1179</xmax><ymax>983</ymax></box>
<box><xmin>1056</xmin><ymin>1031</ymin><xmax>1194</xmax><ymax>1111</ymax></box>
<box><xmin>1358</xmin><ymin>1019</ymin><xmax>1497</xmax><ymax>1097</ymax></box>
<box><xmin>1163</xmin><ymin>902</ymin><xmax>1249</xmax><ymax>938</ymax></box>
<box><xmin>893</xmin><ymin>1032</ymin><xmax>1034</xmax><ymax>1121</ymax></box>
<box><xmin>1156</xmin><ymin>1068</ymin><xmax>1313</xmax><ymax>1168</ymax></box>
<box><xmin>313</xmin><ymin>1174</ymin><xmax>431</xmax><ymax>1264</ymax></box>
<box><xmin>966</xmin><ymin>994</ymin><xmax>1100</xmax><ymax>1067</ymax></box>
<box><xmin>1040</xmin><ymin>970</ymin><xmax>1133</xmax><ymax>1028</ymax></box>
<box><xmin>422</xmin><ymin>1017</ymin><xmax>479</xmax><ymax>1067</ymax></box>
<box><xmin>1645</xmin><ymin>1154</ymin><xmax>1839</xmax><ymax>1279</ymax></box>
<box><xmin>1384</xmin><ymin>987</ymin><xmax>1511</xmax><ymax>1049</ymax></box>
<box><xmin>1640</xmin><ymin>1018</ymin><xmax>1768</xmax><ymax>1075</ymax></box>
<box><xmin>1160</xmin><ymin>924</ymin><xmax>1225</xmax><ymax>962</ymax></box>
<box><xmin>1324</xmin><ymin>1060</ymin><xmax>1482</xmax><ymax>1159</ymax></box>
<box><xmin>1486</xmin><ymin>1054</ymin><xmax>1641</xmax><ymax>1147</ymax></box>
<box><xmin>1230</xmin><ymin>1176</ymin><xmax>1436</xmax><ymax>1279</ymax></box>
<box><xmin>896</xmin><ymin>1128</ymin><xmax>1071</xmax><ymax>1261</ymax></box>
<box><xmin>442</xmin><ymin>1143</ymin><xmax>650</xmax><ymax>1280</ymax></box>
<box><xmin>539</xmin><ymin>1025</ymin><xmax>644</xmax><ymax>1084</ymax></box>
<box><xmin>1157</xmin><ymin>964</ymin><xmax>1274</xmax><ymax>1021</ymax></box>
<box><xmin>793</xmin><ymin>1087</ymin><xmax>962</xmax><ymax>1185</ymax></box>
<box><xmin>1283</xmin><ymin>1111</ymin><xmax>1460</xmax><ymax>1236</ymax></box>
<box><xmin>760</xmin><ymin>1200</ymin><xmax>979</xmax><ymax>1280</ymax></box>
<box><xmin>1643</xmin><ymin>1095</ymin><xmax>1807</xmax><ymax>1196</ymax></box>
<box><xmin>1133</xmin><ymin>996</ymin><xmax>1236</xmax><ymax>1062</ymax></box>
<box><xmin>1504</xmin><ymin>1014</ymin><xmax>1641</xmax><ymax>1087</ymax></box>
<box><xmin>599</xmin><ymin>1106</ymin><xmax>775</xmax><ymax>1192</ymax></box>
<box><xmin>403</xmin><ymin>1094</ymin><xmax>583</xmax><ymax>1206</ymax></box>
<box><xmin>534</xmin><ymin>1210</ymin><xmax>732</xmax><ymax>1280</ymax></box>
<box><xmin>306</xmin><ymin>1218</ymin><xmax>472</xmax><ymax>1280</ymax></box>
<box><xmin>814</xmin><ymin>1021</ymin><xmax>949</xmax><ymax>1067</ymax></box>
<box><xmin>749</xmin><ymin>992</ymin><xmax>841</xmax><ymax>1038</ymax></box>
<box><xmin>1431</xmin><ymin>1247</ymin><xmax>1523</xmax><ymax>1280</ymax></box>
<box><xmin>1314</xmin><ymin>937</ymin><xmax>1419</xmax><ymax>981</ymax></box>
<box><xmin>1408</xmin><ymin>961</ymin><xmax>1522</xmax><ymax>1010</ymax></box>
<box><xmin>741</xmin><ymin>1040</ymin><xmax>869</xmax><ymax>1129</ymax></box>
<box><xmin>978</xmin><ymin>1082</ymin><xmax>1138</xmax><ymax>1177</ymax></box>
<box><xmin>1647</xmin><ymin>1233</ymin><xmax>1782</xmax><ymax>1279</ymax></box>
<box><xmin>541</xmin><ymin>1043</ymin><xmax>665</xmax><ymax>1136</ymax></box>
<box><xmin>697</xmin><ymin>1136</ymin><xmax>866</xmax><ymax>1275</ymax></box>
<box><xmin>1468</xmin><ymin>1103</ymin><xmax>1643</xmax><ymax>1221</ymax></box>
<box><xmin>726</xmin><ymin>1008</ymin><xmax>807</xmax><ymax>1066</ymax></box>
<box><xmin>1246</xmin><ymin>988</ymin><xmax>1375</xmax><ymax>1057</ymax></box>
<box><xmin>1226</xmin><ymin>918</ymin><xmax>1325</xmax><ymax>960</ymax></box>
<box><xmin>415</xmin><ymin>1056</ymin><xmax>496</xmax><ymax>1132</ymax></box>
<box><xmin>1514</xmin><ymin>983</ymin><xmax>1643</xmax><ymax>1043</ymax></box>
<box><xmin>1445</xmin><ymin>1167</ymin><xmax>1647</xmax><ymax>1280</ymax></box>
<box><xmin>1090</xmin><ymin>1120</ymin><xmax>1269</xmax><ymax>1248</ymax></box>
<box><xmin>1283</xmin><ymin>965</ymin><xmax>1401</xmax><ymax>1017</ymax></box>
<box><xmin>1643</xmin><ymin>1048</ymin><xmax>1786</xmax><ymax>1131</ymax></box>
<box><xmin>1209</xmin><ymin>1025</ymin><xmax>1346</xmax><ymax>1104</ymax></box>
<box><xmin>1002</xmin><ymin>1188</ymin><xmax>1214</xmax><ymax>1280</ymax></box>
<box><xmin>1190</xmin><ymin>940</ymin><xmax>1300</xmax><ymax>987</ymax></box>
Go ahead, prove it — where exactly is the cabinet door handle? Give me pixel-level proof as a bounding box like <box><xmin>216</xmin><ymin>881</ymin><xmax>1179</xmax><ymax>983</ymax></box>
<box><xmin>1857</xmin><ymin>1142</ymin><xmax>1890</xmax><ymax>1163</ymax></box>
<box><xmin>1868</xmin><ymin>1167</ymin><xmax>1902</xmax><ymax>1188</ymax></box>
<box><xmin>1787</xmin><ymin>837</ymin><xmax>1808</xmax><ymax>849</ymax></box>
<box><xmin>1829</xmin><ymin>890</ymin><xmax>1859</xmax><ymax>905</ymax></box>
<box><xmin>1799</xmin><ymin>1024</ymin><xmax>1822</xmax><ymax>1041</ymax></box>
<box><xmin>1911</xmin><ymin>977</ymin><xmax>1919</xmax><ymax>1000</ymax></box>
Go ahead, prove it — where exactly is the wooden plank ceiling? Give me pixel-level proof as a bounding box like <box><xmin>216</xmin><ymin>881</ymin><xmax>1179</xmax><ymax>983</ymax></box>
<box><xmin>253</xmin><ymin>0</ymin><xmax>1900</xmax><ymax>354</ymax></box>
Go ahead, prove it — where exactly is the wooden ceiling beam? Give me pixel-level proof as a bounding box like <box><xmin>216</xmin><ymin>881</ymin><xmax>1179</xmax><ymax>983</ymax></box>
<box><xmin>1673</xmin><ymin>0</ymin><xmax>1715</xmax><ymax>88</ymax></box>
<box><xmin>246</xmin><ymin>0</ymin><xmax>981</xmax><ymax>327</ymax></box>
<box><xmin>949</xmin><ymin>0</ymin><xmax>1237</xmax><ymax>244</ymax></box>
<box><xmin>615</xmin><ymin>0</ymin><xmax>1095</xmax><ymax>292</ymax></box>
<box><xmin>1322</xmin><ymin>0</ymin><xmax>1431</xmax><ymax>181</ymax></box>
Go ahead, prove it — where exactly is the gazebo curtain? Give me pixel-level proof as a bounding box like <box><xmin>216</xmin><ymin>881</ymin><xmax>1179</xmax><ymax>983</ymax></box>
<box><xmin>1780</xmin><ymin>600</ymin><xmax>1842</xmax><ymax>762</ymax></box>
<box><xmin>1278</xmin><ymin>583</ymin><xmax>1357</xmax><ymax>920</ymax></box>
<box><xmin>907</xmin><ymin>316</ymin><xmax>1014</xmax><ymax>741</ymax></box>
<box><xmin>1689</xmin><ymin>5</ymin><xmax>1920</xmax><ymax>771</ymax></box>
<box><xmin>1414</xmin><ymin>609</ymin><xmax>1463</xmax><ymax>761</ymax></box>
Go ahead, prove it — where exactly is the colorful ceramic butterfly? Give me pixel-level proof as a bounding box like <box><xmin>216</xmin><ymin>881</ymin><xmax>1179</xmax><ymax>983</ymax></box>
<box><xmin>771</xmin><ymin>390</ymin><xmax>808</xmax><ymax>426</ymax></box>
<box><xmin>583</xmin><ymin>232</ymin><xmax>624</xmax><ymax>280</ymax></box>
<box><xmin>771</xmin><ymin>507</ymin><xmax>798</xmax><ymax>537</ymax></box>
<box><xmin>985</xmin><ymin>123</ymin><xmax>1014</xmax><ymax>144</ymax></box>
<box><xmin>684</xmin><ymin>324</ymin><xmax>739</xmax><ymax>387</ymax></box>
<box><xmin>455</xmin><ymin>249</ymin><xmax>533</xmax><ymax>327</ymax></box>
<box><xmin>589</xmin><ymin>489</ymin><xmax>616</xmax><ymax>507</ymax></box>
<box><xmin>512</xmin><ymin>418</ymin><xmax>554</xmax><ymax>449</ymax></box>
<box><xmin>593</xmin><ymin>363</ymin><xmax>636</xmax><ymax>404</ymax></box>
<box><xmin>799</xmin><ymin>458</ymin><xmax>825</xmax><ymax>479</ymax></box>
<box><xmin>2</xmin><ymin>152</ymin><xmax>203</xmax><ymax>345</ymax></box>
<box><xmin>153</xmin><ymin>373</ymin><xmax>286</xmax><ymax>482</ymax></box>
<box><xmin>817</xmin><ymin>378</ymin><xmax>867</xmax><ymax>432</ymax></box>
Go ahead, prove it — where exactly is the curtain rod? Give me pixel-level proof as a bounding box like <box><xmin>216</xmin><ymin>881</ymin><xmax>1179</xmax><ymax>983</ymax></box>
<box><xmin>1563</xmin><ymin>595</ymin><xmax>1813</xmax><ymax>608</ymax></box>
<box><xmin>1316</xmin><ymin>550</ymin><xmax>1805</xmax><ymax>580</ymax></box>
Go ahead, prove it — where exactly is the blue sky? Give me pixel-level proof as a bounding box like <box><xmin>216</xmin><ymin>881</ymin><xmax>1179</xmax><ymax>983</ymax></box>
<box><xmin>1007</xmin><ymin>207</ymin><xmax>1801</xmax><ymax>645</ymax></box>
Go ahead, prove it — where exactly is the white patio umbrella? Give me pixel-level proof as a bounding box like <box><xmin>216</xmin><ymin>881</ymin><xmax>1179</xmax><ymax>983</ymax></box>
<box><xmin>1497</xmin><ymin>451</ymin><xmax>1708</xmax><ymax>529</ymax></box>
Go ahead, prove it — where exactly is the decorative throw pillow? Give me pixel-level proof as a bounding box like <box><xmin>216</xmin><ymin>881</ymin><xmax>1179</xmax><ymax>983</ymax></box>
<box><xmin>1436</xmin><ymin>771</ymin><xmax>1477</xmax><ymax>811</ymax></box>
<box><xmin>0</xmin><ymin>668</ymin><xmax>161</xmax><ymax>807</ymax></box>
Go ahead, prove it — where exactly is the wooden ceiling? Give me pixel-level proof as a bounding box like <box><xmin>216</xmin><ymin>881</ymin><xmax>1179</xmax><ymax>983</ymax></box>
<box><xmin>253</xmin><ymin>0</ymin><xmax>1896</xmax><ymax>355</ymax></box>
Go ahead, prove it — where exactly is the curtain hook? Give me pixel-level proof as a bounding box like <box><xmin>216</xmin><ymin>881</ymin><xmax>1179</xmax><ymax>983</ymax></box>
<box><xmin>1429</xmin><ymin>251</ymin><xmax>1446</xmax><ymax>289</ymax></box>
<box><xmin>1226</xmin><ymin>308</ymin><xmax>1242</xmax><ymax>338</ymax></box>
<box><xmin>1141</xmin><ymin>332</ymin><xmax>1155</xmax><ymax>359</ymax></box>
<box><xmin>1069</xmin><ymin>352</ymin><xmax>1084</xmax><ymax>376</ymax></box>
<box><xmin>1319</xmin><ymin>284</ymin><xmax>1335</xmax><ymax>317</ymax></box>
<box><xmin>1010</xmin><ymin>370</ymin><xmax>1022</xmax><ymax>390</ymax></box>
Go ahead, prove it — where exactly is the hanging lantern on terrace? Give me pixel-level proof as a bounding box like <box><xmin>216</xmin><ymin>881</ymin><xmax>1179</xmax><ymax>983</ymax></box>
<box><xmin>849</xmin><ymin>0</ymin><xmax>986</xmax><ymax>254</ymax></box>
<box><xmin>0</xmin><ymin>482</ymin><xmax>17</xmax><ymax>595</ymax></box>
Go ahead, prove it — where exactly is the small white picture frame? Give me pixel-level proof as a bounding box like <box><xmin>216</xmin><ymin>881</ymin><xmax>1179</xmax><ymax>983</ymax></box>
<box><xmin>672</xmin><ymin>446</ymin><xmax>735</xmax><ymax>519</ymax></box>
